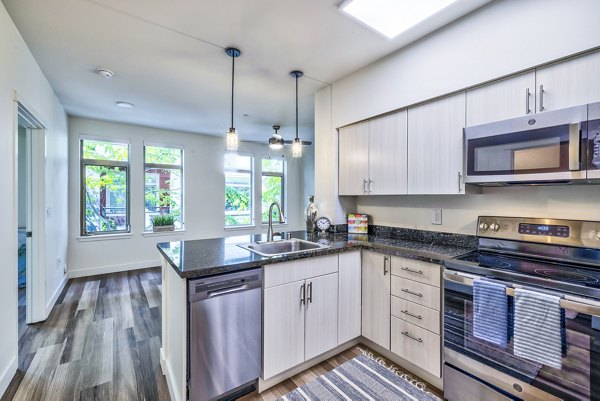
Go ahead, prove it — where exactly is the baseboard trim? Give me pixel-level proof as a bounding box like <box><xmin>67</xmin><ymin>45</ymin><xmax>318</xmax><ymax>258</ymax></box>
<box><xmin>0</xmin><ymin>356</ymin><xmax>18</xmax><ymax>399</ymax></box>
<box><xmin>68</xmin><ymin>260</ymin><xmax>161</xmax><ymax>278</ymax></box>
<box><xmin>160</xmin><ymin>347</ymin><xmax>181</xmax><ymax>401</ymax></box>
<box><xmin>45</xmin><ymin>274</ymin><xmax>68</xmax><ymax>316</ymax></box>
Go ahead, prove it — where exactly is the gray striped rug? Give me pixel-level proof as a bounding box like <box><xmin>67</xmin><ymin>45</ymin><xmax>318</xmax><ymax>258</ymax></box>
<box><xmin>278</xmin><ymin>352</ymin><xmax>441</xmax><ymax>401</ymax></box>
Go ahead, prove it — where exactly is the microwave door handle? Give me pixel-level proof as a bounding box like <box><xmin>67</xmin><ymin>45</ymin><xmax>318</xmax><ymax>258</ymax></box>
<box><xmin>568</xmin><ymin>123</ymin><xmax>581</xmax><ymax>171</ymax></box>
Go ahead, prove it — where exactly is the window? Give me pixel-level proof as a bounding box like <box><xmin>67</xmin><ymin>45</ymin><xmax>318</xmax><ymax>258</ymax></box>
<box><xmin>144</xmin><ymin>145</ymin><xmax>183</xmax><ymax>231</ymax></box>
<box><xmin>81</xmin><ymin>138</ymin><xmax>130</xmax><ymax>235</ymax></box>
<box><xmin>225</xmin><ymin>153</ymin><xmax>253</xmax><ymax>227</ymax></box>
<box><xmin>261</xmin><ymin>157</ymin><xmax>286</xmax><ymax>224</ymax></box>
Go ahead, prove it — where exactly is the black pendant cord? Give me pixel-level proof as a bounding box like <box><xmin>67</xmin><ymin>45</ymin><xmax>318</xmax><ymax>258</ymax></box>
<box><xmin>231</xmin><ymin>56</ymin><xmax>235</xmax><ymax>130</ymax></box>
<box><xmin>295</xmin><ymin>75</ymin><xmax>299</xmax><ymax>140</ymax></box>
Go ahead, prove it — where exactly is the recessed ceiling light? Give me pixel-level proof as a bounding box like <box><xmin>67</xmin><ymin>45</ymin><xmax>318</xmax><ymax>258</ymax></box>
<box><xmin>116</xmin><ymin>101</ymin><xmax>135</xmax><ymax>109</ymax></box>
<box><xmin>96</xmin><ymin>68</ymin><xmax>114</xmax><ymax>79</ymax></box>
<box><xmin>339</xmin><ymin>0</ymin><xmax>457</xmax><ymax>39</ymax></box>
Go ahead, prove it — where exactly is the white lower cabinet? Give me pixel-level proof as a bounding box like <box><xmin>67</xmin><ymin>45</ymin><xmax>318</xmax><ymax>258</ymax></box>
<box><xmin>338</xmin><ymin>251</ymin><xmax>362</xmax><ymax>344</ymax></box>
<box><xmin>361</xmin><ymin>251</ymin><xmax>391</xmax><ymax>349</ymax></box>
<box><xmin>391</xmin><ymin>317</ymin><xmax>441</xmax><ymax>377</ymax></box>
<box><xmin>305</xmin><ymin>273</ymin><xmax>339</xmax><ymax>360</ymax></box>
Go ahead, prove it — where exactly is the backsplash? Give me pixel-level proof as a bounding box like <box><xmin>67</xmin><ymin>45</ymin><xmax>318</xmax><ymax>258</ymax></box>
<box><xmin>369</xmin><ymin>225</ymin><xmax>478</xmax><ymax>249</ymax></box>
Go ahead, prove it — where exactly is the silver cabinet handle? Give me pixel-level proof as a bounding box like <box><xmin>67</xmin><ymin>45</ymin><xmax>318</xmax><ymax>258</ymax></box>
<box><xmin>363</xmin><ymin>179</ymin><xmax>368</xmax><ymax>194</ymax></box>
<box><xmin>401</xmin><ymin>331</ymin><xmax>423</xmax><ymax>342</ymax></box>
<box><xmin>525</xmin><ymin>87</ymin><xmax>531</xmax><ymax>114</ymax></box>
<box><xmin>307</xmin><ymin>281</ymin><xmax>313</xmax><ymax>303</ymax></box>
<box><xmin>383</xmin><ymin>256</ymin><xmax>389</xmax><ymax>275</ymax></box>
<box><xmin>457</xmin><ymin>171</ymin><xmax>463</xmax><ymax>193</ymax></box>
<box><xmin>539</xmin><ymin>84</ymin><xmax>544</xmax><ymax>112</ymax></box>
<box><xmin>368</xmin><ymin>179</ymin><xmax>373</xmax><ymax>194</ymax></box>
<box><xmin>300</xmin><ymin>283</ymin><xmax>306</xmax><ymax>305</ymax></box>
<box><xmin>402</xmin><ymin>288</ymin><xmax>423</xmax><ymax>297</ymax></box>
<box><xmin>401</xmin><ymin>267</ymin><xmax>423</xmax><ymax>275</ymax></box>
<box><xmin>401</xmin><ymin>310</ymin><xmax>422</xmax><ymax>320</ymax></box>
<box><xmin>568</xmin><ymin>123</ymin><xmax>581</xmax><ymax>171</ymax></box>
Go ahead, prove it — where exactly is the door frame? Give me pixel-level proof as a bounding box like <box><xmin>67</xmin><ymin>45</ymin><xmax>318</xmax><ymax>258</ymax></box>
<box><xmin>13</xmin><ymin>94</ymin><xmax>47</xmax><ymax>324</ymax></box>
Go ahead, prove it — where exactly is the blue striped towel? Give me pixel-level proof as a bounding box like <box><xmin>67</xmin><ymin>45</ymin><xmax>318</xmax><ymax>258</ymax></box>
<box><xmin>514</xmin><ymin>288</ymin><xmax>563</xmax><ymax>369</ymax></box>
<box><xmin>473</xmin><ymin>278</ymin><xmax>509</xmax><ymax>346</ymax></box>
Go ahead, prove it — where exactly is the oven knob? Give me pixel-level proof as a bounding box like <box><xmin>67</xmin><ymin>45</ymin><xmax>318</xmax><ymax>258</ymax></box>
<box><xmin>490</xmin><ymin>223</ymin><xmax>500</xmax><ymax>232</ymax></box>
<box><xmin>479</xmin><ymin>222</ymin><xmax>489</xmax><ymax>231</ymax></box>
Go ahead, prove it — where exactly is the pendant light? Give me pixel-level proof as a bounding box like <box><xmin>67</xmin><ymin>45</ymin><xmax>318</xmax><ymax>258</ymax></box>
<box><xmin>268</xmin><ymin>125</ymin><xmax>284</xmax><ymax>150</ymax></box>
<box><xmin>290</xmin><ymin>70</ymin><xmax>304</xmax><ymax>158</ymax></box>
<box><xmin>225</xmin><ymin>47</ymin><xmax>241</xmax><ymax>151</ymax></box>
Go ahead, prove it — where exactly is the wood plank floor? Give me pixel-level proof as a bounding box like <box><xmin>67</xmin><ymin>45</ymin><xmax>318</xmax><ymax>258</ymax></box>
<box><xmin>3</xmin><ymin>267</ymin><xmax>443</xmax><ymax>401</ymax></box>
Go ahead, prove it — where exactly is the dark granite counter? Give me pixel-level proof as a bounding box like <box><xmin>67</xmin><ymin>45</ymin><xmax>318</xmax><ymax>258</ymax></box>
<box><xmin>157</xmin><ymin>229</ymin><xmax>476</xmax><ymax>279</ymax></box>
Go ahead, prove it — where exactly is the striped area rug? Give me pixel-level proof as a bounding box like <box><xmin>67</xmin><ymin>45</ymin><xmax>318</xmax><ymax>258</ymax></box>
<box><xmin>278</xmin><ymin>351</ymin><xmax>441</xmax><ymax>401</ymax></box>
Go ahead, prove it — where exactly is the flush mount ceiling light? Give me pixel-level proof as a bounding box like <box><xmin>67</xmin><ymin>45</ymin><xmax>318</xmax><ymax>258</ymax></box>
<box><xmin>268</xmin><ymin>125</ymin><xmax>284</xmax><ymax>150</ymax></box>
<box><xmin>290</xmin><ymin>70</ymin><xmax>303</xmax><ymax>158</ymax></box>
<box><xmin>96</xmin><ymin>68</ymin><xmax>114</xmax><ymax>79</ymax></box>
<box><xmin>225</xmin><ymin>47</ymin><xmax>241</xmax><ymax>151</ymax></box>
<box><xmin>116</xmin><ymin>101</ymin><xmax>135</xmax><ymax>109</ymax></box>
<box><xmin>339</xmin><ymin>0</ymin><xmax>456</xmax><ymax>39</ymax></box>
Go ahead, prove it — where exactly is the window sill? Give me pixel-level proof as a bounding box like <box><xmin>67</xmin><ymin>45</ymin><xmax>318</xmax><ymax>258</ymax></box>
<box><xmin>142</xmin><ymin>230</ymin><xmax>186</xmax><ymax>237</ymax></box>
<box><xmin>77</xmin><ymin>233</ymin><xmax>132</xmax><ymax>242</ymax></box>
<box><xmin>224</xmin><ymin>225</ymin><xmax>256</xmax><ymax>231</ymax></box>
<box><xmin>259</xmin><ymin>223</ymin><xmax>288</xmax><ymax>228</ymax></box>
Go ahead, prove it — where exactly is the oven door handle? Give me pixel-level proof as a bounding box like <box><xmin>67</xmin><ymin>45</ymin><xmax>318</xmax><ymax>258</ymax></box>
<box><xmin>568</xmin><ymin>122</ymin><xmax>581</xmax><ymax>171</ymax></box>
<box><xmin>444</xmin><ymin>269</ymin><xmax>600</xmax><ymax>316</ymax></box>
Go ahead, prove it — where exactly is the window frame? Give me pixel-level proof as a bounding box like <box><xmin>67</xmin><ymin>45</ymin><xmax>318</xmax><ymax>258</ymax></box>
<box><xmin>80</xmin><ymin>137</ymin><xmax>131</xmax><ymax>236</ymax></box>
<box><xmin>261</xmin><ymin>157</ymin><xmax>287</xmax><ymax>225</ymax></box>
<box><xmin>224</xmin><ymin>152</ymin><xmax>254</xmax><ymax>228</ymax></box>
<box><xmin>143</xmin><ymin>143</ymin><xmax>184</xmax><ymax>232</ymax></box>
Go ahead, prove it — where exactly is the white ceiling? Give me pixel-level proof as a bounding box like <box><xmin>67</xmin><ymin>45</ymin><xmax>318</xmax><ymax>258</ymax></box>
<box><xmin>2</xmin><ymin>0</ymin><xmax>492</xmax><ymax>142</ymax></box>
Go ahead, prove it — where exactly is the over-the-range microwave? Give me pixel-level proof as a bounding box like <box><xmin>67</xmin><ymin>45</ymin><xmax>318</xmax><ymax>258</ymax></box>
<box><xmin>464</xmin><ymin>102</ymin><xmax>600</xmax><ymax>185</ymax></box>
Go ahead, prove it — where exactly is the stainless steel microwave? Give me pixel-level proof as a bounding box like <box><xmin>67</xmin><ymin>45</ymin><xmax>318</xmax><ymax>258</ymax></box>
<box><xmin>464</xmin><ymin>102</ymin><xmax>600</xmax><ymax>185</ymax></box>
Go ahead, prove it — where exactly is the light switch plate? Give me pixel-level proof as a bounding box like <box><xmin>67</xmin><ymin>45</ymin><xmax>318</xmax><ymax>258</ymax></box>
<box><xmin>432</xmin><ymin>208</ymin><xmax>442</xmax><ymax>225</ymax></box>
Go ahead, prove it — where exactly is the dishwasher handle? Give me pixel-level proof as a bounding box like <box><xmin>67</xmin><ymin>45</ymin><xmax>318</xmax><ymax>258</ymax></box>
<box><xmin>208</xmin><ymin>284</ymin><xmax>249</xmax><ymax>298</ymax></box>
<box><xmin>189</xmin><ymin>268</ymin><xmax>262</xmax><ymax>302</ymax></box>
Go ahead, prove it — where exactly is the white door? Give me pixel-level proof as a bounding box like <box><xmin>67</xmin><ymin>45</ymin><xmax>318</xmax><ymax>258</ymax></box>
<box><xmin>361</xmin><ymin>251</ymin><xmax>390</xmax><ymax>349</ymax></box>
<box><xmin>536</xmin><ymin>50</ymin><xmax>600</xmax><ymax>112</ymax></box>
<box><xmin>338</xmin><ymin>251</ymin><xmax>361</xmax><ymax>344</ymax></box>
<box><xmin>338</xmin><ymin>121</ymin><xmax>370</xmax><ymax>195</ymax></box>
<box><xmin>305</xmin><ymin>273</ymin><xmax>339</xmax><ymax>360</ymax></box>
<box><xmin>466</xmin><ymin>71</ymin><xmax>536</xmax><ymax>126</ymax></box>
<box><xmin>263</xmin><ymin>280</ymin><xmax>306</xmax><ymax>379</ymax></box>
<box><xmin>407</xmin><ymin>93</ymin><xmax>466</xmax><ymax>194</ymax></box>
<box><xmin>368</xmin><ymin>111</ymin><xmax>408</xmax><ymax>194</ymax></box>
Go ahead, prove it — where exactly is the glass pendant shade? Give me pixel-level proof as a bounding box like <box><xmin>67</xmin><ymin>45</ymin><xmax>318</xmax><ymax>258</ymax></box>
<box><xmin>226</xmin><ymin>128</ymin><xmax>239</xmax><ymax>151</ymax></box>
<box><xmin>292</xmin><ymin>137</ymin><xmax>302</xmax><ymax>158</ymax></box>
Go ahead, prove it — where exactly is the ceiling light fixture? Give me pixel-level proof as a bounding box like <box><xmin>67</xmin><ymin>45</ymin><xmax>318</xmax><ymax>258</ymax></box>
<box><xmin>290</xmin><ymin>70</ymin><xmax>304</xmax><ymax>158</ymax></box>
<box><xmin>225</xmin><ymin>47</ymin><xmax>241</xmax><ymax>151</ymax></box>
<box><xmin>268</xmin><ymin>125</ymin><xmax>284</xmax><ymax>150</ymax></box>
<box><xmin>96</xmin><ymin>68</ymin><xmax>114</xmax><ymax>79</ymax></box>
<box><xmin>339</xmin><ymin>0</ymin><xmax>456</xmax><ymax>39</ymax></box>
<box><xmin>116</xmin><ymin>101</ymin><xmax>135</xmax><ymax>109</ymax></box>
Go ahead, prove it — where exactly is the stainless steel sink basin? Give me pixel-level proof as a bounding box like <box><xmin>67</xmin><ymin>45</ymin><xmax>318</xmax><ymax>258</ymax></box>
<box><xmin>238</xmin><ymin>238</ymin><xmax>329</xmax><ymax>257</ymax></box>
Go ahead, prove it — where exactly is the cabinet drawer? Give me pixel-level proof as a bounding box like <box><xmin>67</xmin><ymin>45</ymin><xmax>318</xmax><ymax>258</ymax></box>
<box><xmin>391</xmin><ymin>276</ymin><xmax>440</xmax><ymax>310</ymax></box>
<box><xmin>265</xmin><ymin>255</ymin><xmax>338</xmax><ymax>288</ymax></box>
<box><xmin>391</xmin><ymin>317</ymin><xmax>441</xmax><ymax>377</ymax></box>
<box><xmin>391</xmin><ymin>296</ymin><xmax>440</xmax><ymax>334</ymax></box>
<box><xmin>391</xmin><ymin>257</ymin><xmax>440</xmax><ymax>287</ymax></box>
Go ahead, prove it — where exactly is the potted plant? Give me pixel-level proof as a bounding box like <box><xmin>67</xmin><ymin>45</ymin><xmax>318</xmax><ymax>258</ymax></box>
<box><xmin>152</xmin><ymin>214</ymin><xmax>176</xmax><ymax>232</ymax></box>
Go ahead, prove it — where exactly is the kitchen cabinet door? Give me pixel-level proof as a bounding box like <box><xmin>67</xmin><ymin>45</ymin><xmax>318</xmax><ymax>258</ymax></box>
<box><xmin>466</xmin><ymin>71</ymin><xmax>536</xmax><ymax>126</ymax></box>
<box><xmin>305</xmin><ymin>273</ymin><xmax>339</xmax><ymax>360</ymax></box>
<box><xmin>338</xmin><ymin>121</ymin><xmax>370</xmax><ymax>195</ymax></box>
<box><xmin>263</xmin><ymin>280</ymin><xmax>306</xmax><ymax>379</ymax></box>
<box><xmin>407</xmin><ymin>93</ymin><xmax>466</xmax><ymax>195</ymax></box>
<box><xmin>536</xmin><ymin>50</ymin><xmax>600</xmax><ymax>112</ymax></box>
<box><xmin>361</xmin><ymin>251</ymin><xmax>391</xmax><ymax>349</ymax></box>
<box><xmin>338</xmin><ymin>251</ymin><xmax>361</xmax><ymax>344</ymax></box>
<box><xmin>368</xmin><ymin>111</ymin><xmax>408</xmax><ymax>194</ymax></box>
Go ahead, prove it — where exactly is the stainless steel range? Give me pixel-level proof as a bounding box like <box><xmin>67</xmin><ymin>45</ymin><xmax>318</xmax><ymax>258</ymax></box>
<box><xmin>443</xmin><ymin>216</ymin><xmax>600</xmax><ymax>401</ymax></box>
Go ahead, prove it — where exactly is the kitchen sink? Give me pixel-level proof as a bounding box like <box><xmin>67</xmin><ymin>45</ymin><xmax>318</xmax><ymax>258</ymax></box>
<box><xmin>238</xmin><ymin>238</ymin><xmax>329</xmax><ymax>257</ymax></box>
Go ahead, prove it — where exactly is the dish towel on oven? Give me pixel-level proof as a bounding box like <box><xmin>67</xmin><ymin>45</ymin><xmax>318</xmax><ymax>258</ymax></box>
<box><xmin>514</xmin><ymin>288</ymin><xmax>563</xmax><ymax>369</ymax></box>
<box><xmin>473</xmin><ymin>278</ymin><xmax>509</xmax><ymax>346</ymax></box>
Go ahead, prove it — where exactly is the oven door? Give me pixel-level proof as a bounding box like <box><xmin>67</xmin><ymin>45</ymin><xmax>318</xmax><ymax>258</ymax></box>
<box><xmin>464</xmin><ymin>105</ymin><xmax>587</xmax><ymax>184</ymax></box>
<box><xmin>444</xmin><ymin>269</ymin><xmax>600</xmax><ymax>401</ymax></box>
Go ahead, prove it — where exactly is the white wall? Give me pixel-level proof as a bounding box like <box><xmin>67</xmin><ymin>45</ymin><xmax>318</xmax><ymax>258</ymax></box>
<box><xmin>68</xmin><ymin>117</ymin><xmax>309</xmax><ymax>276</ymax></box>
<box><xmin>0</xmin><ymin>2</ymin><xmax>69</xmax><ymax>396</ymax></box>
<box><xmin>316</xmin><ymin>0</ymin><xmax>600</xmax><ymax>233</ymax></box>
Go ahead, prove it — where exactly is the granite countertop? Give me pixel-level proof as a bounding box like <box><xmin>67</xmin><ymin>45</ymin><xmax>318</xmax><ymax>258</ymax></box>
<box><xmin>157</xmin><ymin>230</ymin><xmax>477</xmax><ymax>279</ymax></box>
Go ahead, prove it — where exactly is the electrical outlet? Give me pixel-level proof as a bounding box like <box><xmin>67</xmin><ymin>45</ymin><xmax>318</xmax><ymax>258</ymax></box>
<box><xmin>432</xmin><ymin>208</ymin><xmax>442</xmax><ymax>225</ymax></box>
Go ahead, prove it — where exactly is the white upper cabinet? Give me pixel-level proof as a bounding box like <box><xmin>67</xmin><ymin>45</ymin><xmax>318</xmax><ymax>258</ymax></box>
<box><xmin>466</xmin><ymin>71</ymin><xmax>536</xmax><ymax>127</ymax></box>
<box><xmin>338</xmin><ymin>121</ymin><xmax>370</xmax><ymax>195</ymax></box>
<box><xmin>535</xmin><ymin>51</ymin><xmax>600</xmax><ymax>112</ymax></box>
<box><xmin>368</xmin><ymin>111</ymin><xmax>408</xmax><ymax>195</ymax></box>
<box><xmin>407</xmin><ymin>93</ymin><xmax>466</xmax><ymax>195</ymax></box>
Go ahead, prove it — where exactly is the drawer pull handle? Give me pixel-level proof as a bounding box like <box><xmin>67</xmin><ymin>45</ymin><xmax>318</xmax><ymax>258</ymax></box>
<box><xmin>401</xmin><ymin>310</ymin><xmax>422</xmax><ymax>320</ymax></box>
<box><xmin>401</xmin><ymin>267</ymin><xmax>423</xmax><ymax>275</ymax></box>
<box><xmin>402</xmin><ymin>288</ymin><xmax>423</xmax><ymax>297</ymax></box>
<box><xmin>401</xmin><ymin>331</ymin><xmax>423</xmax><ymax>343</ymax></box>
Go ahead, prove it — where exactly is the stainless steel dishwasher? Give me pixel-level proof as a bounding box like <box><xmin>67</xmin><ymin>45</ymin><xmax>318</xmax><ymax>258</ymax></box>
<box><xmin>188</xmin><ymin>268</ymin><xmax>262</xmax><ymax>401</ymax></box>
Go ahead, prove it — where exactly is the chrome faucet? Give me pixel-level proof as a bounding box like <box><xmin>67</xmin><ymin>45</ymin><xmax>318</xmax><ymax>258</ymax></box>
<box><xmin>267</xmin><ymin>202</ymin><xmax>285</xmax><ymax>242</ymax></box>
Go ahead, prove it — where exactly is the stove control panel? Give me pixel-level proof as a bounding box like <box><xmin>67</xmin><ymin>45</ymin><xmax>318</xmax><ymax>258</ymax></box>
<box><xmin>518</xmin><ymin>223</ymin><xmax>570</xmax><ymax>238</ymax></box>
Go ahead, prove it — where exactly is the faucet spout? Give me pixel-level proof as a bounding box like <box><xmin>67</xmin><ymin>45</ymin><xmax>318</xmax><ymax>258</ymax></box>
<box><xmin>267</xmin><ymin>202</ymin><xmax>284</xmax><ymax>242</ymax></box>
